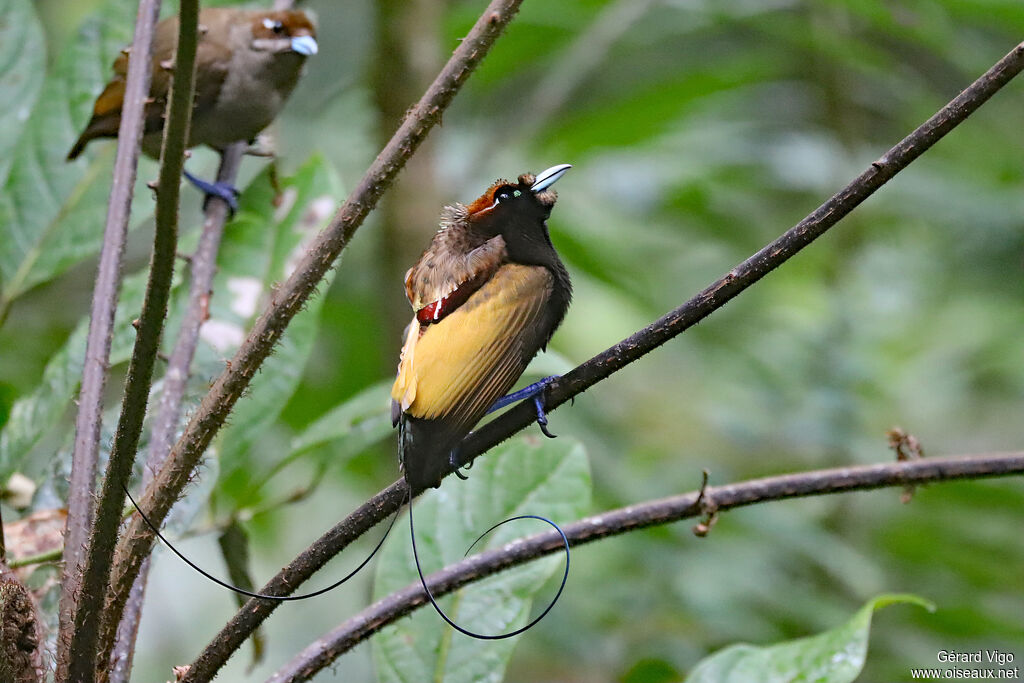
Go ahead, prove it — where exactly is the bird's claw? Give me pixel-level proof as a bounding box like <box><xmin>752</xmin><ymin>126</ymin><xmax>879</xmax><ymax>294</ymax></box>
<box><xmin>450</xmin><ymin>450</ymin><xmax>470</xmax><ymax>480</ymax></box>
<box><xmin>488</xmin><ymin>376</ymin><xmax>560</xmax><ymax>438</ymax></box>
<box><xmin>533</xmin><ymin>395</ymin><xmax>557</xmax><ymax>438</ymax></box>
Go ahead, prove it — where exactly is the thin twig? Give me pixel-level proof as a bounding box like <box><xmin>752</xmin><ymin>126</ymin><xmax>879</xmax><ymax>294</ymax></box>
<box><xmin>7</xmin><ymin>548</ymin><xmax>63</xmax><ymax>569</ymax></box>
<box><xmin>178</xmin><ymin>39</ymin><xmax>1024</xmax><ymax>680</ymax></box>
<box><xmin>146</xmin><ymin>144</ymin><xmax>244</xmax><ymax>478</ymax></box>
<box><xmin>55</xmin><ymin>0</ymin><xmax>162</xmax><ymax>678</ymax></box>
<box><xmin>268</xmin><ymin>451</ymin><xmax>1024</xmax><ymax>682</ymax></box>
<box><xmin>99</xmin><ymin>1</ymin><xmax>528</xmax><ymax>675</ymax></box>
<box><xmin>107</xmin><ymin>142</ymin><xmax>245</xmax><ymax>683</ymax></box>
<box><xmin>66</xmin><ymin>0</ymin><xmax>200</xmax><ymax>680</ymax></box>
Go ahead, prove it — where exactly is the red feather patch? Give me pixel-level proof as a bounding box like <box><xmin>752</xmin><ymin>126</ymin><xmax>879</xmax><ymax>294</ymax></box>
<box><xmin>416</xmin><ymin>274</ymin><xmax>487</xmax><ymax>326</ymax></box>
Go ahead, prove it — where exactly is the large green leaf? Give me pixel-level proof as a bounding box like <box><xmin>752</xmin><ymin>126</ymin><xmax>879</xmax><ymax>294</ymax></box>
<box><xmin>684</xmin><ymin>594</ymin><xmax>934</xmax><ymax>683</ymax></box>
<box><xmin>0</xmin><ymin>155</ymin><xmax>337</xmax><ymax>484</ymax></box>
<box><xmin>238</xmin><ymin>379</ymin><xmax>395</xmax><ymax>505</ymax></box>
<box><xmin>0</xmin><ymin>0</ymin><xmax>148</xmax><ymax>310</ymax></box>
<box><xmin>288</xmin><ymin>380</ymin><xmax>394</xmax><ymax>457</ymax></box>
<box><xmin>212</xmin><ymin>154</ymin><xmax>341</xmax><ymax>496</ymax></box>
<box><xmin>0</xmin><ymin>267</ymin><xmax>154</xmax><ymax>479</ymax></box>
<box><xmin>0</xmin><ymin>0</ymin><xmax>45</xmax><ymax>188</ymax></box>
<box><xmin>373</xmin><ymin>436</ymin><xmax>591</xmax><ymax>683</ymax></box>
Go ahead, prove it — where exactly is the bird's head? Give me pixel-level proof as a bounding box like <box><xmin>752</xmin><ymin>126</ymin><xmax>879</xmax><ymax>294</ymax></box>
<box><xmin>464</xmin><ymin>164</ymin><xmax>571</xmax><ymax>238</ymax></box>
<box><xmin>249</xmin><ymin>10</ymin><xmax>318</xmax><ymax>57</ymax></box>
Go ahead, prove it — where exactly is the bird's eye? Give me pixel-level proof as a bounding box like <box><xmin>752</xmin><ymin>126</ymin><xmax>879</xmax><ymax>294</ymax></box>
<box><xmin>263</xmin><ymin>18</ymin><xmax>285</xmax><ymax>34</ymax></box>
<box><xmin>494</xmin><ymin>186</ymin><xmax>519</xmax><ymax>204</ymax></box>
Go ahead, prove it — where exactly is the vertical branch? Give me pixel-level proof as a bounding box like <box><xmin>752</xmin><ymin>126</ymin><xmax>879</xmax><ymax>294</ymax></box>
<box><xmin>55</xmin><ymin>0</ymin><xmax>162</xmax><ymax>679</ymax></box>
<box><xmin>111</xmin><ymin>0</ymin><xmax>295</xmax><ymax>667</ymax></box>
<box><xmin>65</xmin><ymin>0</ymin><xmax>200</xmax><ymax>680</ymax></box>
<box><xmin>147</xmin><ymin>145</ymin><xmax>243</xmax><ymax>478</ymax></box>
<box><xmin>106</xmin><ymin>143</ymin><xmax>245</xmax><ymax>683</ymax></box>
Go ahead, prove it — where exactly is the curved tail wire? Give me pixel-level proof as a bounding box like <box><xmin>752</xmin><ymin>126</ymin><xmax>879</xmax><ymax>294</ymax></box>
<box><xmin>123</xmin><ymin>483</ymin><xmax>400</xmax><ymax>601</ymax></box>
<box><xmin>407</xmin><ymin>487</ymin><xmax>571</xmax><ymax>639</ymax></box>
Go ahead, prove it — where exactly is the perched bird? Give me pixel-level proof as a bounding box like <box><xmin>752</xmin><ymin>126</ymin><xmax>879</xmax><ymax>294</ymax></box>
<box><xmin>392</xmin><ymin>164</ymin><xmax>573</xmax><ymax>491</ymax></box>
<box><xmin>129</xmin><ymin>162</ymin><xmax>574</xmax><ymax>624</ymax></box>
<box><xmin>67</xmin><ymin>8</ymin><xmax>318</xmax><ymax>203</ymax></box>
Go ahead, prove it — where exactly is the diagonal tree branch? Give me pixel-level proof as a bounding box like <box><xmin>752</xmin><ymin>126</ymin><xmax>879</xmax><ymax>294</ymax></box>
<box><xmin>101</xmin><ymin>0</ymin><xmax>529</xmax><ymax>670</ymax></box>
<box><xmin>268</xmin><ymin>451</ymin><xmax>1024</xmax><ymax>682</ymax></box>
<box><xmin>55</xmin><ymin>0</ymin><xmax>162</xmax><ymax>678</ymax></box>
<box><xmin>178</xmin><ymin>39</ymin><xmax>1024</xmax><ymax>679</ymax></box>
<box><xmin>66</xmin><ymin>0</ymin><xmax>200</xmax><ymax>679</ymax></box>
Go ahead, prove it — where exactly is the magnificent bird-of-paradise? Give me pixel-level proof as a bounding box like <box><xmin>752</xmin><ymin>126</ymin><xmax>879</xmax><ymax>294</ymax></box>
<box><xmin>393</xmin><ymin>164</ymin><xmax>575</xmax><ymax>639</ymax></box>
<box><xmin>392</xmin><ymin>163</ymin><xmax>574</xmax><ymax>490</ymax></box>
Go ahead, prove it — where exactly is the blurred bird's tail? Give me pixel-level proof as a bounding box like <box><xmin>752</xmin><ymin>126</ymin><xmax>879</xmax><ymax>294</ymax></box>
<box><xmin>66</xmin><ymin>134</ymin><xmax>89</xmax><ymax>161</ymax></box>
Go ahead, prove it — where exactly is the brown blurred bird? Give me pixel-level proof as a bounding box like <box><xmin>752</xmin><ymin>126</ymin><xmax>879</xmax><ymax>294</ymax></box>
<box><xmin>392</xmin><ymin>164</ymin><xmax>573</xmax><ymax>491</ymax></box>
<box><xmin>67</xmin><ymin>8</ymin><xmax>317</xmax><ymax>204</ymax></box>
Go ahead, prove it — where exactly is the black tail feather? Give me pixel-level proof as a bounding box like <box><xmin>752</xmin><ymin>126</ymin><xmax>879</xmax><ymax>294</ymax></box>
<box><xmin>124</xmin><ymin>483</ymin><xmax>400</xmax><ymax>601</ymax></box>
<box><xmin>407</xmin><ymin>486</ymin><xmax>570</xmax><ymax>640</ymax></box>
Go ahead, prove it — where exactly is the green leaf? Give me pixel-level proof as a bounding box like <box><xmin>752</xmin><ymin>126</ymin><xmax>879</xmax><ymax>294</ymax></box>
<box><xmin>241</xmin><ymin>379</ymin><xmax>394</xmax><ymax>504</ymax></box>
<box><xmin>0</xmin><ymin>267</ymin><xmax>154</xmax><ymax>479</ymax></box>
<box><xmin>289</xmin><ymin>380</ymin><xmax>393</xmax><ymax>456</ymax></box>
<box><xmin>373</xmin><ymin>435</ymin><xmax>591</xmax><ymax>683</ymax></box>
<box><xmin>216</xmin><ymin>519</ymin><xmax>266</xmax><ymax>670</ymax></box>
<box><xmin>0</xmin><ymin>153</ymin><xmax>338</xmax><ymax>488</ymax></box>
<box><xmin>213</xmin><ymin>155</ymin><xmax>341</xmax><ymax>493</ymax></box>
<box><xmin>0</xmin><ymin>0</ymin><xmax>149</xmax><ymax>309</ymax></box>
<box><xmin>0</xmin><ymin>0</ymin><xmax>45</xmax><ymax>188</ymax></box>
<box><xmin>684</xmin><ymin>594</ymin><xmax>935</xmax><ymax>683</ymax></box>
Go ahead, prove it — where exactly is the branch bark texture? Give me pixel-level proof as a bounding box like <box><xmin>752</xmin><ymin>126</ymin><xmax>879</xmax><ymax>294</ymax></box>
<box><xmin>56</xmin><ymin>0</ymin><xmax>162</xmax><ymax>677</ymax></box>
<box><xmin>107</xmin><ymin>143</ymin><xmax>245</xmax><ymax>683</ymax></box>
<box><xmin>269</xmin><ymin>452</ymin><xmax>1024</xmax><ymax>682</ymax></box>
<box><xmin>66</xmin><ymin>0</ymin><xmax>199</xmax><ymax>679</ymax></box>
<box><xmin>100</xmin><ymin>1</ymin><xmax>528</xmax><ymax>677</ymax></box>
<box><xmin>180</xmin><ymin>39</ymin><xmax>1024</xmax><ymax>678</ymax></box>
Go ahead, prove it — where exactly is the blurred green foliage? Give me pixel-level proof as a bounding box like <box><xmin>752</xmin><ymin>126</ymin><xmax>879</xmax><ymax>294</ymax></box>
<box><xmin>2</xmin><ymin>0</ymin><xmax>1024</xmax><ymax>681</ymax></box>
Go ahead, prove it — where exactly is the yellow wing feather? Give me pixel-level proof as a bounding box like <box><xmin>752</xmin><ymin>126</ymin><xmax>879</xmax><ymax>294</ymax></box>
<box><xmin>391</xmin><ymin>264</ymin><xmax>553</xmax><ymax>432</ymax></box>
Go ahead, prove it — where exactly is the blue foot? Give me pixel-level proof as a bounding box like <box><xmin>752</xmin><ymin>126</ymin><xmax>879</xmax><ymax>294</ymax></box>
<box><xmin>184</xmin><ymin>169</ymin><xmax>239</xmax><ymax>214</ymax></box>
<box><xmin>487</xmin><ymin>375</ymin><xmax>558</xmax><ymax>438</ymax></box>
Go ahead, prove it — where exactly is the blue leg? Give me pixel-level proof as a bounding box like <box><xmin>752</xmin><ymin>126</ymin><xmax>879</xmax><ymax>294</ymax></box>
<box><xmin>487</xmin><ymin>375</ymin><xmax>559</xmax><ymax>439</ymax></box>
<box><xmin>183</xmin><ymin>169</ymin><xmax>239</xmax><ymax>214</ymax></box>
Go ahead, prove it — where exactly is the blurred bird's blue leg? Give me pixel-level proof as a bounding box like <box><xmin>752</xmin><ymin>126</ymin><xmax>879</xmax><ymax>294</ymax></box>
<box><xmin>184</xmin><ymin>169</ymin><xmax>240</xmax><ymax>213</ymax></box>
<box><xmin>487</xmin><ymin>375</ymin><xmax>559</xmax><ymax>439</ymax></box>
